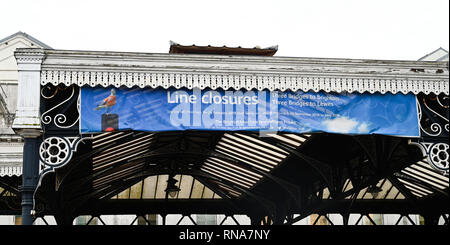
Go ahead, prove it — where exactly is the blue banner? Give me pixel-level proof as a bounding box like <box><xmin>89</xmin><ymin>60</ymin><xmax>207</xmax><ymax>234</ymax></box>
<box><xmin>80</xmin><ymin>86</ymin><xmax>420</xmax><ymax>137</ymax></box>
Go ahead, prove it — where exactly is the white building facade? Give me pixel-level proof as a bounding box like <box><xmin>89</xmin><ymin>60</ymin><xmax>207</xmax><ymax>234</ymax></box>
<box><xmin>0</xmin><ymin>33</ymin><xmax>448</xmax><ymax>225</ymax></box>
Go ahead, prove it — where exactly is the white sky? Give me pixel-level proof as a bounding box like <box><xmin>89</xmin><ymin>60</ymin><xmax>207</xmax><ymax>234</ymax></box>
<box><xmin>2</xmin><ymin>0</ymin><xmax>449</xmax><ymax>60</ymax></box>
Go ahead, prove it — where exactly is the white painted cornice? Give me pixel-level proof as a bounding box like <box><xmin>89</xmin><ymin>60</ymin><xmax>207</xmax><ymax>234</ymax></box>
<box><xmin>14</xmin><ymin>48</ymin><xmax>45</xmax><ymax>69</ymax></box>
<box><xmin>35</xmin><ymin>49</ymin><xmax>448</xmax><ymax>95</ymax></box>
<box><xmin>0</xmin><ymin>152</ymin><xmax>22</xmax><ymax>177</ymax></box>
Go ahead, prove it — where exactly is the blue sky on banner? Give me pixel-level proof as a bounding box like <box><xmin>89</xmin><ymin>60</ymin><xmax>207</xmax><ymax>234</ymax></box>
<box><xmin>2</xmin><ymin>0</ymin><xmax>448</xmax><ymax>60</ymax></box>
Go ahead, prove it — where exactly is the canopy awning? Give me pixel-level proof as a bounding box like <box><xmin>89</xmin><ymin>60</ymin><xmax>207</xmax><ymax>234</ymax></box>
<box><xmin>7</xmin><ymin>48</ymin><xmax>448</xmax><ymax>224</ymax></box>
<box><xmin>15</xmin><ymin>48</ymin><xmax>449</xmax><ymax>95</ymax></box>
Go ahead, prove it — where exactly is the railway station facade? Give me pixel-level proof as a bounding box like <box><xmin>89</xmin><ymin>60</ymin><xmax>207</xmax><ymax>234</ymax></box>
<box><xmin>0</xmin><ymin>39</ymin><xmax>448</xmax><ymax>225</ymax></box>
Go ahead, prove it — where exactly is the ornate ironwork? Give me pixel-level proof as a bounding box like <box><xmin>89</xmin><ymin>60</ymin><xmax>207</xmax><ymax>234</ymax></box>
<box><xmin>417</xmin><ymin>93</ymin><xmax>449</xmax><ymax>138</ymax></box>
<box><xmin>412</xmin><ymin>141</ymin><xmax>449</xmax><ymax>175</ymax></box>
<box><xmin>35</xmin><ymin>136</ymin><xmax>88</xmax><ymax>192</ymax></box>
<box><xmin>412</xmin><ymin>93</ymin><xmax>449</xmax><ymax>175</ymax></box>
<box><xmin>40</xmin><ymin>84</ymin><xmax>80</xmax><ymax>131</ymax></box>
<box><xmin>39</xmin><ymin>136</ymin><xmax>81</xmax><ymax>168</ymax></box>
<box><xmin>38</xmin><ymin>83</ymin><xmax>83</xmax><ymax>181</ymax></box>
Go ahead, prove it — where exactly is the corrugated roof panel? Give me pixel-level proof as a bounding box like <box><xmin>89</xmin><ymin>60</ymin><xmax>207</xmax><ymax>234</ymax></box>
<box><xmin>233</xmin><ymin>133</ymin><xmax>289</xmax><ymax>155</ymax></box>
<box><xmin>97</xmin><ymin>185</ymin><xmax>116</xmax><ymax>200</ymax></box>
<box><xmin>92</xmin><ymin>161</ymin><xmax>146</xmax><ymax>187</ymax></box>
<box><xmin>405</xmin><ymin>166</ymin><xmax>449</xmax><ymax>188</ymax></box>
<box><xmin>201</xmin><ymin>167</ymin><xmax>253</xmax><ymax>189</ymax></box>
<box><xmin>93</xmin><ymin>165</ymin><xmax>137</xmax><ymax>182</ymax></box>
<box><xmin>93</xmin><ymin>132</ymin><xmax>133</xmax><ymax>148</ymax></box>
<box><xmin>219</xmin><ymin>137</ymin><xmax>282</xmax><ymax>163</ymax></box>
<box><xmin>92</xmin><ymin>141</ymin><xmax>153</xmax><ymax>167</ymax></box>
<box><xmin>408</xmin><ymin>191</ymin><xmax>424</xmax><ymax>198</ymax></box>
<box><xmin>215</xmin><ymin>183</ymin><xmax>242</xmax><ymax>197</ymax></box>
<box><xmin>92</xmin><ymin>135</ymin><xmax>153</xmax><ymax>162</ymax></box>
<box><xmin>223</xmin><ymin>134</ymin><xmax>287</xmax><ymax>159</ymax></box>
<box><xmin>215</xmin><ymin>145</ymin><xmax>277</xmax><ymax>169</ymax></box>
<box><xmin>398</xmin><ymin>179</ymin><xmax>433</xmax><ymax>196</ymax></box>
<box><xmin>266</xmin><ymin>134</ymin><xmax>302</xmax><ymax>147</ymax></box>
<box><xmin>282</xmin><ymin>134</ymin><xmax>309</xmax><ymax>143</ymax></box>
<box><xmin>88</xmin><ymin>131</ymin><xmax>317</xmax><ymax>205</ymax></box>
<box><xmin>215</xmin><ymin>149</ymin><xmax>271</xmax><ymax>172</ymax></box>
<box><xmin>205</xmin><ymin>159</ymin><xmax>260</xmax><ymax>182</ymax></box>
<box><xmin>208</xmin><ymin>157</ymin><xmax>263</xmax><ymax>179</ymax></box>
<box><xmin>92</xmin><ymin>132</ymin><xmax>123</xmax><ymax>141</ymax></box>
<box><xmin>411</xmin><ymin>162</ymin><xmax>449</xmax><ymax>183</ymax></box>
<box><xmin>92</xmin><ymin>149</ymin><xmax>149</xmax><ymax>172</ymax></box>
<box><xmin>203</xmin><ymin>161</ymin><xmax>257</xmax><ymax>185</ymax></box>
<box><xmin>415</xmin><ymin>161</ymin><xmax>439</xmax><ymax>171</ymax></box>
<box><xmin>401</xmin><ymin>169</ymin><xmax>448</xmax><ymax>190</ymax></box>
<box><xmin>401</xmin><ymin>185</ymin><xmax>427</xmax><ymax>197</ymax></box>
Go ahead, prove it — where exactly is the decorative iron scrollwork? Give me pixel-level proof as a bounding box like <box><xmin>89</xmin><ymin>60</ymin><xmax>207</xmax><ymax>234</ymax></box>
<box><xmin>40</xmin><ymin>84</ymin><xmax>80</xmax><ymax>130</ymax></box>
<box><xmin>412</xmin><ymin>141</ymin><xmax>449</xmax><ymax>175</ymax></box>
<box><xmin>412</xmin><ymin>93</ymin><xmax>449</xmax><ymax>176</ymax></box>
<box><xmin>39</xmin><ymin>137</ymin><xmax>73</xmax><ymax>168</ymax></box>
<box><xmin>417</xmin><ymin>93</ymin><xmax>449</xmax><ymax>138</ymax></box>
<box><xmin>39</xmin><ymin>136</ymin><xmax>82</xmax><ymax>171</ymax></box>
<box><xmin>34</xmin><ymin>135</ymin><xmax>91</xmax><ymax>215</ymax></box>
<box><xmin>36</xmin><ymin>136</ymin><xmax>89</xmax><ymax>193</ymax></box>
<box><xmin>429</xmin><ymin>143</ymin><xmax>449</xmax><ymax>171</ymax></box>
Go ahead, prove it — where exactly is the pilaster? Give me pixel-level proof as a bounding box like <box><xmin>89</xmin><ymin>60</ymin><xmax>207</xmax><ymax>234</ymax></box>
<box><xmin>12</xmin><ymin>48</ymin><xmax>44</xmax><ymax>133</ymax></box>
<box><xmin>12</xmin><ymin>48</ymin><xmax>44</xmax><ymax>225</ymax></box>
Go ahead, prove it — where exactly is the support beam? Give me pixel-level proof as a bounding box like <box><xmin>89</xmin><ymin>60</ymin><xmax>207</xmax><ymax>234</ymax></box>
<box><xmin>20</xmin><ymin>135</ymin><xmax>40</xmax><ymax>225</ymax></box>
<box><xmin>80</xmin><ymin>199</ymin><xmax>247</xmax><ymax>216</ymax></box>
<box><xmin>422</xmin><ymin>214</ymin><xmax>441</xmax><ymax>226</ymax></box>
<box><xmin>318</xmin><ymin>199</ymin><xmax>448</xmax><ymax>215</ymax></box>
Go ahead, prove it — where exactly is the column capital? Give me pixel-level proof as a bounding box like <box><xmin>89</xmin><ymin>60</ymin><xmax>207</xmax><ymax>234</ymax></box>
<box><xmin>14</xmin><ymin>48</ymin><xmax>45</xmax><ymax>70</ymax></box>
<box><xmin>14</xmin><ymin>128</ymin><xmax>42</xmax><ymax>138</ymax></box>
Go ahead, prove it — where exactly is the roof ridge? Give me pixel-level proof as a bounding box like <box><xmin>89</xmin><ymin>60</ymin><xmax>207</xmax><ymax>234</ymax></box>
<box><xmin>0</xmin><ymin>31</ymin><xmax>52</xmax><ymax>49</ymax></box>
<box><xmin>418</xmin><ymin>47</ymin><xmax>449</xmax><ymax>61</ymax></box>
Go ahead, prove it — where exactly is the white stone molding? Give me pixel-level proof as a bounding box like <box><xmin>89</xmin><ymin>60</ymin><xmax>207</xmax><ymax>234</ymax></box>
<box><xmin>12</xmin><ymin>49</ymin><xmax>44</xmax><ymax>134</ymax></box>
<box><xmin>37</xmin><ymin>49</ymin><xmax>449</xmax><ymax>95</ymax></box>
<box><xmin>0</xmin><ymin>136</ymin><xmax>24</xmax><ymax>176</ymax></box>
<box><xmin>0</xmin><ymin>165</ymin><xmax>22</xmax><ymax>177</ymax></box>
<box><xmin>0</xmin><ymin>153</ymin><xmax>22</xmax><ymax>177</ymax></box>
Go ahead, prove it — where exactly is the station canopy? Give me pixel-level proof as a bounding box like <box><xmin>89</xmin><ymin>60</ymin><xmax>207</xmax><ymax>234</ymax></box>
<box><xmin>3</xmin><ymin>47</ymin><xmax>448</xmax><ymax>224</ymax></box>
